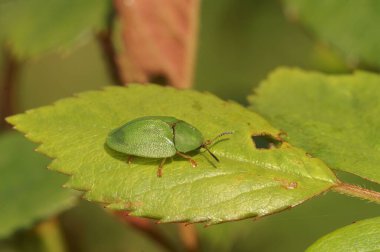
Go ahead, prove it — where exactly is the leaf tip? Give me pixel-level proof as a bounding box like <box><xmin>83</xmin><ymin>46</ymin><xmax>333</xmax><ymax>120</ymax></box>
<box><xmin>5</xmin><ymin>114</ymin><xmax>21</xmax><ymax>126</ymax></box>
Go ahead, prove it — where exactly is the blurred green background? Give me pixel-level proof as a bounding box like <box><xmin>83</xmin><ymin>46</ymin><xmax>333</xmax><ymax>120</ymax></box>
<box><xmin>1</xmin><ymin>0</ymin><xmax>379</xmax><ymax>251</ymax></box>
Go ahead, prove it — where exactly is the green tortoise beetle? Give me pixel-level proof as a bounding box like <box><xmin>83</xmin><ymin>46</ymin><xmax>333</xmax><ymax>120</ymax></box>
<box><xmin>106</xmin><ymin>116</ymin><xmax>233</xmax><ymax>177</ymax></box>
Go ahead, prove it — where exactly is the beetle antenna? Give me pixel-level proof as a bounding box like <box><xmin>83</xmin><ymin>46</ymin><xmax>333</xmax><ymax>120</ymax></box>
<box><xmin>203</xmin><ymin>145</ymin><xmax>219</xmax><ymax>162</ymax></box>
<box><xmin>205</xmin><ymin>131</ymin><xmax>234</xmax><ymax>146</ymax></box>
<box><xmin>201</xmin><ymin>131</ymin><xmax>233</xmax><ymax>162</ymax></box>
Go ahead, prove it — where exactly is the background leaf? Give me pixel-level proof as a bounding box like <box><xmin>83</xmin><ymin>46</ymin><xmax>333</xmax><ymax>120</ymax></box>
<box><xmin>197</xmin><ymin>189</ymin><xmax>380</xmax><ymax>252</ymax></box>
<box><xmin>249</xmin><ymin>68</ymin><xmax>380</xmax><ymax>184</ymax></box>
<box><xmin>195</xmin><ymin>0</ymin><xmax>331</xmax><ymax>104</ymax></box>
<box><xmin>8</xmin><ymin>85</ymin><xmax>337</xmax><ymax>224</ymax></box>
<box><xmin>59</xmin><ymin>202</ymin><xmax>170</xmax><ymax>252</ymax></box>
<box><xmin>0</xmin><ymin>132</ymin><xmax>77</xmax><ymax>238</ymax></box>
<box><xmin>0</xmin><ymin>0</ymin><xmax>111</xmax><ymax>58</ymax></box>
<box><xmin>115</xmin><ymin>0</ymin><xmax>200</xmax><ymax>88</ymax></box>
<box><xmin>284</xmin><ymin>0</ymin><xmax>380</xmax><ymax>68</ymax></box>
<box><xmin>306</xmin><ymin>216</ymin><xmax>380</xmax><ymax>251</ymax></box>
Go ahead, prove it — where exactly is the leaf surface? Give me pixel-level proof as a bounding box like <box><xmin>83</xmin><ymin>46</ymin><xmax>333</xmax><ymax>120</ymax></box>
<box><xmin>0</xmin><ymin>0</ymin><xmax>110</xmax><ymax>57</ymax></box>
<box><xmin>284</xmin><ymin>0</ymin><xmax>380</xmax><ymax>68</ymax></box>
<box><xmin>250</xmin><ymin>68</ymin><xmax>380</xmax><ymax>184</ymax></box>
<box><xmin>0</xmin><ymin>132</ymin><xmax>77</xmax><ymax>238</ymax></box>
<box><xmin>306</xmin><ymin>216</ymin><xmax>380</xmax><ymax>252</ymax></box>
<box><xmin>7</xmin><ymin>85</ymin><xmax>337</xmax><ymax>224</ymax></box>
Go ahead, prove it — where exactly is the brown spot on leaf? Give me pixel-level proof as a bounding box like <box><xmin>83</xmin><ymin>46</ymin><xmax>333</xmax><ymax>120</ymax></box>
<box><xmin>274</xmin><ymin>178</ymin><xmax>298</xmax><ymax>190</ymax></box>
<box><xmin>125</xmin><ymin>201</ymin><xmax>144</xmax><ymax>208</ymax></box>
<box><xmin>278</xmin><ymin>130</ymin><xmax>287</xmax><ymax>139</ymax></box>
<box><xmin>287</xmin><ymin>181</ymin><xmax>298</xmax><ymax>189</ymax></box>
<box><xmin>192</xmin><ymin>101</ymin><xmax>202</xmax><ymax>111</ymax></box>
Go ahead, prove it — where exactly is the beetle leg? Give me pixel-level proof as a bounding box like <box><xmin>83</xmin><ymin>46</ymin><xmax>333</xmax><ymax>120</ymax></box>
<box><xmin>176</xmin><ymin>152</ymin><xmax>197</xmax><ymax>168</ymax></box>
<box><xmin>157</xmin><ymin>158</ymin><xmax>167</xmax><ymax>177</ymax></box>
<box><xmin>127</xmin><ymin>155</ymin><xmax>133</xmax><ymax>164</ymax></box>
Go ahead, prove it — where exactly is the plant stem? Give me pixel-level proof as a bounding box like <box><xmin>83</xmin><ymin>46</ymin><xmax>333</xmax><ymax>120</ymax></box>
<box><xmin>178</xmin><ymin>223</ymin><xmax>199</xmax><ymax>252</ymax></box>
<box><xmin>1</xmin><ymin>47</ymin><xmax>21</xmax><ymax>129</ymax></box>
<box><xmin>332</xmin><ymin>182</ymin><xmax>380</xmax><ymax>204</ymax></box>
<box><xmin>115</xmin><ymin>211</ymin><xmax>178</xmax><ymax>252</ymax></box>
<box><xmin>96</xmin><ymin>6</ymin><xmax>124</xmax><ymax>86</ymax></box>
<box><xmin>35</xmin><ymin>218</ymin><xmax>67</xmax><ymax>252</ymax></box>
<box><xmin>97</xmin><ymin>30</ymin><xmax>123</xmax><ymax>86</ymax></box>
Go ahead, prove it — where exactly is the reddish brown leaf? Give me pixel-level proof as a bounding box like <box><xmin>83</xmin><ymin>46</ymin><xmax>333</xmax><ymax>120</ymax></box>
<box><xmin>115</xmin><ymin>0</ymin><xmax>200</xmax><ymax>88</ymax></box>
<box><xmin>115</xmin><ymin>211</ymin><xmax>178</xmax><ymax>251</ymax></box>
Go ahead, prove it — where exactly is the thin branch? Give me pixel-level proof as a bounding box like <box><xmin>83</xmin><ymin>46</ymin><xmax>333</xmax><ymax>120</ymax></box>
<box><xmin>35</xmin><ymin>218</ymin><xmax>67</xmax><ymax>252</ymax></box>
<box><xmin>96</xmin><ymin>6</ymin><xmax>124</xmax><ymax>86</ymax></box>
<box><xmin>97</xmin><ymin>30</ymin><xmax>124</xmax><ymax>86</ymax></box>
<box><xmin>332</xmin><ymin>182</ymin><xmax>380</xmax><ymax>204</ymax></box>
<box><xmin>115</xmin><ymin>211</ymin><xmax>178</xmax><ymax>252</ymax></box>
<box><xmin>1</xmin><ymin>47</ymin><xmax>21</xmax><ymax>129</ymax></box>
<box><xmin>184</xmin><ymin>0</ymin><xmax>200</xmax><ymax>89</ymax></box>
<box><xmin>178</xmin><ymin>223</ymin><xmax>199</xmax><ymax>252</ymax></box>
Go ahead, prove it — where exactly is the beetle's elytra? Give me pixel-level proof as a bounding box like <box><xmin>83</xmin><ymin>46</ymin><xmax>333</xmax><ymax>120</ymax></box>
<box><xmin>106</xmin><ymin>116</ymin><xmax>232</xmax><ymax>177</ymax></box>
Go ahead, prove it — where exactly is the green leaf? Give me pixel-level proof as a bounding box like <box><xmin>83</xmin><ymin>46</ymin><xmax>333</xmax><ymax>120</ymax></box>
<box><xmin>249</xmin><ymin>68</ymin><xmax>380</xmax><ymax>184</ymax></box>
<box><xmin>0</xmin><ymin>132</ymin><xmax>77</xmax><ymax>238</ymax></box>
<box><xmin>284</xmin><ymin>0</ymin><xmax>380</xmax><ymax>68</ymax></box>
<box><xmin>196</xmin><ymin>0</ymin><xmax>317</xmax><ymax>104</ymax></box>
<box><xmin>60</xmin><ymin>202</ymin><xmax>168</xmax><ymax>252</ymax></box>
<box><xmin>0</xmin><ymin>0</ymin><xmax>111</xmax><ymax>58</ymax></box>
<box><xmin>306</xmin><ymin>216</ymin><xmax>380</xmax><ymax>251</ymax></box>
<box><xmin>7</xmin><ymin>85</ymin><xmax>337</xmax><ymax>224</ymax></box>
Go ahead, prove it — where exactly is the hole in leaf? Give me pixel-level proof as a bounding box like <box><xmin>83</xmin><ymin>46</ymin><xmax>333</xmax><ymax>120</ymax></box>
<box><xmin>252</xmin><ymin>134</ymin><xmax>282</xmax><ymax>149</ymax></box>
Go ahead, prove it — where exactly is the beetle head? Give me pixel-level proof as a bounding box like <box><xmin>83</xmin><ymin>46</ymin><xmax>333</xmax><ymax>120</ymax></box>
<box><xmin>201</xmin><ymin>131</ymin><xmax>234</xmax><ymax>162</ymax></box>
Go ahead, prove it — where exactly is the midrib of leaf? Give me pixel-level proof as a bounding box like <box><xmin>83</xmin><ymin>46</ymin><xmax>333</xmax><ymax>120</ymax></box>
<box><xmin>124</xmin><ymin>170</ymin><xmax>322</xmax><ymax>200</ymax></box>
